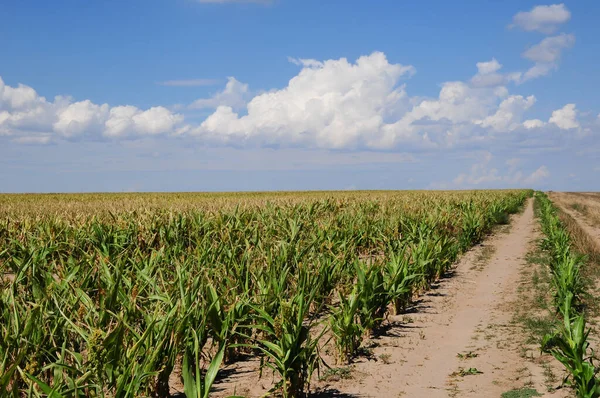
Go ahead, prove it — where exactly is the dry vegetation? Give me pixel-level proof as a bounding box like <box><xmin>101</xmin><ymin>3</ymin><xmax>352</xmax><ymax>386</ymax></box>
<box><xmin>551</xmin><ymin>192</ymin><xmax>600</xmax><ymax>229</ymax></box>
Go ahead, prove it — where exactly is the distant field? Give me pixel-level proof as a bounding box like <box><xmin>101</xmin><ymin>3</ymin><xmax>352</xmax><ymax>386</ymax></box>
<box><xmin>0</xmin><ymin>190</ymin><xmax>531</xmax><ymax>397</ymax></box>
<box><xmin>0</xmin><ymin>190</ymin><xmax>521</xmax><ymax>218</ymax></box>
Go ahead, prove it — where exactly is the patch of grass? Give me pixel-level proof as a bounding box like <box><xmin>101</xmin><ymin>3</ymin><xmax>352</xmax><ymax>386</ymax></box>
<box><xmin>319</xmin><ymin>366</ymin><xmax>353</xmax><ymax>382</ymax></box>
<box><xmin>450</xmin><ymin>367</ymin><xmax>483</xmax><ymax>377</ymax></box>
<box><xmin>542</xmin><ymin>362</ymin><xmax>556</xmax><ymax>385</ymax></box>
<box><xmin>522</xmin><ymin>316</ymin><xmax>556</xmax><ymax>344</ymax></box>
<box><xmin>501</xmin><ymin>388</ymin><xmax>542</xmax><ymax>398</ymax></box>
<box><xmin>355</xmin><ymin>346</ymin><xmax>375</xmax><ymax>359</ymax></box>
<box><xmin>378</xmin><ymin>353</ymin><xmax>392</xmax><ymax>364</ymax></box>
<box><xmin>457</xmin><ymin>351</ymin><xmax>478</xmax><ymax>359</ymax></box>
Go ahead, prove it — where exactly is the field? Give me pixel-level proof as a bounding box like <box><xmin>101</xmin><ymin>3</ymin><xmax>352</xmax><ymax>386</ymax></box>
<box><xmin>3</xmin><ymin>190</ymin><xmax>600</xmax><ymax>397</ymax></box>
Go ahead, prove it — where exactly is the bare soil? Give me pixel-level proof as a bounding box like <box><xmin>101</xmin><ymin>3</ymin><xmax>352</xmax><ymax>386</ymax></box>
<box><xmin>209</xmin><ymin>199</ymin><xmax>571</xmax><ymax>397</ymax></box>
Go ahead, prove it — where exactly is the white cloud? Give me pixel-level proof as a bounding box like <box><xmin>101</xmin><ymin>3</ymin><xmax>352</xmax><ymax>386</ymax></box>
<box><xmin>395</xmin><ymin>81</ymin><xmax>502</xmax><ymax>124</ymax></box>
<box><xmin>470</xmin><ymin>51</ymin><xmax>566</xmax><ymax>87</ymax></box>
<box><xmin>518</xmin><ymin>33</ymin><xmax>575</xmax><ymax>83</ymax></box>
<box><xmin>511</xmin><ymin>4</ymin><xmax>571</xmax><ymax>34</ymax></box>
<box><xmin>0</xmin><ymin>34</ymin><xmax>594</xmax><ymax>152</ymax></box>
<box><xmin>0</xmin><ymin>77</ymin><xmax>184</xmax><ymax>142</ymax></box>
<box><xmin>194</xmin><ymin>52</ymin><xmax>417</xmax><ymax>149</ymax></box>
<box><xmin>0</xmin><ymin>77</ymin><xmax>61</xmax><ymax>136</ymax></box>
<box><xmin>104</xmin><ymin>105</ymin><xmax>139</xmax><ymax>137</ymax></box>
<box><xmin>157</xmin><ymin>79</ymin><xmax>218</xmax><ymax>87</ymax></box>
<box><xmin>189</xmin><ymin>77</ymin><xmax>249</xmax><ymax>110</ymax></box>
<box><xmin>522</xmin><ymin>33</ymin><xmax>575</xmax><ymax>63</ymax></box>
<box><xmin>521</xmin><ymin>63</ymin><xmax>556</xmax><ymax>82</ymax></box>
<box><xmin>183</xmin><ymin>47</ymin><xmax>593</xmax><ymax>150</ymax></box>
<box><xmin>476</xmin><ymin>58</ymin><xmax>502</xmax><ymax>75</ymax></box>
<box><xmin>549</xmin><ymin>103</ymin><xmax>579</xmax><ymax>129</ymax></box>
<box><xmin>131</xmin><ymin>107</ymin><xmax>183</xmax><ymax>135</ymax></box>
<box><xmin>470</xmin><ymin>58</ymin><xmax>514</xmax><ymax>88</ymax></box>
<box><xmin>1</xmin><ymin>80</ymin><xmax>40</xmax><ymax>110</ymax></box>
<box><xmin>523</xmin><ymin>165</ymin><xmax>550</xmax><ymax>185</ymax></box>
<box><xmin>523</xmin><ymin>119</ymin><xmax>546</xmax><ymax>129</ymax></box>
<box><xmin>53</xmin><ymin>100</ymin><xmax>110</xmax><ymax>138</ymax></box>
<box><xmin>475</xmin><ymin>95</ymin><xmax>536</xmax><ymax>132</ymax></box>
<box><xmin>104</xmin><ymin>106</ymin><xmax>183</xmax><ymax>137</ymax></box>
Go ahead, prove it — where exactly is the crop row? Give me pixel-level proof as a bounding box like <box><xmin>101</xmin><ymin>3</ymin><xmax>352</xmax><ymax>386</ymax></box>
<box><xmin>0</xmin><ymin>190</ymin><xmax>530</xmax><ymax>397</ymax></box>
<box><xmin>536</xmin><ymin>192</ymin><xmax>600</xmax><ymax>397</ymax></box>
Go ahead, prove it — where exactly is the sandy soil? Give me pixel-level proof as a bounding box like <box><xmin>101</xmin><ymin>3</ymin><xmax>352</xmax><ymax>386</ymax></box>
<box><xmin>209</xmin><ymin>199</ymin><xmax>570</xmax><ymax>397</ymax></box>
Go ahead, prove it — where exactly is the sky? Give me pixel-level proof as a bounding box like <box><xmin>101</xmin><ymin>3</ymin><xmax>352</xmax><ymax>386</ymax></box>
<box><xmin>1</xmin><ymin>0</ymin><xmax>599</xmax><ymax>193</ymax></box>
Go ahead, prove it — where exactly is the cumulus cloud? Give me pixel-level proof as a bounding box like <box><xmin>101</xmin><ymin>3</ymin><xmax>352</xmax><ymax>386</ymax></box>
<box><xmin>193</xmin><ymin>52</ymin><xmax>417</xmax><ymax>149</ymax></box>
<box><xmin>54</xmin><ymin>100</ymin><xmax>110</xmax><ymax>138</ymax></box>
<box><xmin>0</xmin><ymin>76</ymin><xmax>184</xmax><ymax>142</ymax></box>
<box><xmin>523</xmin><ymin>119</ymin><xmax>546</xmax><ymax>129</ymax></box>
<box><xmin>549</xmin><ymin>103</ymin><xmax>579</xmax><ymax>129</ymax></box>
<box><xmin>511</xmin><ymin>3</ymin><xmax>571</xmax><ymax>34</ymax></box>
<box><xmin>0</xmin><ymin>32</ymin><xmax>592</xmax><ymax>152</ymax></box>
<box><xmin>192</xmin><ymin>62</ymin><xmax>518</xmax><ymax>150</ymax></box>
<box><xmin>0</xmin><ymin>47</ymin><xmax>591</xmax><ymax>150</ymax></box>
<box><xmin>189</xmin><ymin>77</ymin><xmax>249</xmax><ymax>110</ymax></box>
<box><xmin>469</xmin><ymin>58</ymin><xmax>523</xmax><ymax>88</ymax></box>
<box><xmin>471</xmin><ymin>66</ymin><xmax>504</xmax><ymax>88</ymax></box>
<box><xmin>105</xmin><ymin>106</ymin><xmax>184</xmax><ymax>137</ymax></box>
<box><xmin>476</xmin><ymin>59</ymin><xmax>502</xmax><ymax>75</ymax></box>
<box><xmin>475</xmin><ymin>95</ymin><xmax>536</xmax><ymax>132</ymax></box>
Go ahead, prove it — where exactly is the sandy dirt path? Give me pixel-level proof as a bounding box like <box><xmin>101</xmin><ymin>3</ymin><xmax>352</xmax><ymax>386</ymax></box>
<box><xmin>212</xmin><ymin>199</ymin><xmax>568</xmax><ymax>397</ymax></box>
<box><xmin>312</xmin><ymin>198</ymin><xmax>563</xmax><ymax>397</ymax></box>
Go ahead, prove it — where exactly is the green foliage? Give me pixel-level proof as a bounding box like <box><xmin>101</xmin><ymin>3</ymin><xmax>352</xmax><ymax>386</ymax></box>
<box><xmin>542</xmin><ymin>293</ymin><xmax>600</xmax><ymax>397</ymax></box>
<box><xmin>501</xmin><ymin>388</ymin><xmax>542</xmax><ymax>398</ymax></box>
<box><xmin>248</xmin><ymin>290</ymin><xmax>324</xmax><ymax>398</ymax></box>
<box><xmin>0</xmin><ymin>190</ymin><xmax>530</xmax><ymax>397</ymax></box>
<box><xmin>536</xmin><ymin>192</ymin><xmax>600</xmax><ymax>397</ymax></box>
<box><xmin>330</xmin><ymin>290</ymin><xmax>363</xmax><ymax>363</ymax></box>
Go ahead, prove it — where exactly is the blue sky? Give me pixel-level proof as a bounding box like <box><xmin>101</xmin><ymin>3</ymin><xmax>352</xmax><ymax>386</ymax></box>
<box><xmin>1</xmin><ymin>0</ymin><xmax>598</xmax><ymax>192</ymax></box>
